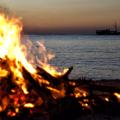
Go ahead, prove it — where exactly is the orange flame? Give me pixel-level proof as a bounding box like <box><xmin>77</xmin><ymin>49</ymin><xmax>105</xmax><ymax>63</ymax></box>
<box><xmin>0</xmin><ymin>14</ymin><xmax>37</xmax><ymax>94</ymax></box>
<box><xmin>0</xmin><ymin>14</ymin><xmax>68</xmax><ymax>116</ymax></box>
<box><xmin>36</xmin><ymin>41</ymin><xmax>69</xmax><ymax>78</ymax></box>
<box><xmin>0</xmin><ymin>13</ymin><xmax>70</xmax><ymax>116</ymax></box>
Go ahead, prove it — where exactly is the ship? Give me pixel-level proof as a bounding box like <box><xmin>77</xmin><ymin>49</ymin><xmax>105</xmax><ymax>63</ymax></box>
<box><xmin>96</xmin><ymin>23</ymin><xmax>120</xmax><ymax>35</ymax></box>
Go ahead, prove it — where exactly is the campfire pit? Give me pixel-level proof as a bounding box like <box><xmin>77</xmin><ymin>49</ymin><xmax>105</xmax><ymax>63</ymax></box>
<box><xmin>0</xmin><ymin>14</ymin><xmax>120</xmax><ymax>120</ymax></box>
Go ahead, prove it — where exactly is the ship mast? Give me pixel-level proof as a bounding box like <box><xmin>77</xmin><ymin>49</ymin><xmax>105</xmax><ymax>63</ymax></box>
<box><xmin>114</xmin><ymin>22</ymin><xmax>118</xmax><ymax>32</ymax></box>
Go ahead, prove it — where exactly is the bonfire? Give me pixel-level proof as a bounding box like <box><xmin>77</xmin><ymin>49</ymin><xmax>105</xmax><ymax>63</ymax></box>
<box><xmin>0</xmin><ymin>13</ymin><xmax>120</xmax><ymax>120</ymax></box>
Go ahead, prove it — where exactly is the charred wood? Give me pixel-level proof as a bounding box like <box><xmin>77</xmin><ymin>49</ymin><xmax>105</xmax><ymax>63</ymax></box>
<box><xmin>22</xmin><ymin>67</ymin><xmax>54</xmax><ymax>104</ymax></box>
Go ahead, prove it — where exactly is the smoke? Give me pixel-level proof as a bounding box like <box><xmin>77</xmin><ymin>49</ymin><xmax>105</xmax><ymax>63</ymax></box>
<box><xmin>21</xmin><ymin>36</ymin><xmax>55</xmax><ymax>68</ymax></box>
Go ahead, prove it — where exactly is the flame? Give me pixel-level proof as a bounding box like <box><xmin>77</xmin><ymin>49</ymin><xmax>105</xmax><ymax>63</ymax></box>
<box><xmin>40</xmin><ymin>63</ymin><xmax>69</xmax><ymax>78</ymax></box>
<box><xmin>0</xmin><ymin>14</ymin><xmax>36</xmax><ymax>74</ymax></box>
<box><xmin>0</xmin><ymin>68</ymin><xmax>8</xmax><ymax>77</ymax></box>
<box><xmin>0</xmin><ymin>14</ymin><xmax>37</xmax><ymax>94</ymax></box>
<box><xmin>1</xmin><ymin>13</ymin><xmax>119</xmax><ymax>117</ymax></box>
<box><xmin>0</xmin><ymin>13</ymin><xmax>71</xmax><ymax>116</ymax></box>
<box><xmin>36</xmin><ymin>41</ymin><xmax>69</xmax><ymax>78</ymax></box>
<box><xmin>47</xmin><ymin>86</ymin><xmax>65</xmax><ymax>99</ymax></box>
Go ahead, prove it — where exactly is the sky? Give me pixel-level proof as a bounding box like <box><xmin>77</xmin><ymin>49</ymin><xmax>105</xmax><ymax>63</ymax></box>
<box><xmin>0</xmin><ymin>0</ymin><xmax>120</xmax><ymax>34</ymax></box>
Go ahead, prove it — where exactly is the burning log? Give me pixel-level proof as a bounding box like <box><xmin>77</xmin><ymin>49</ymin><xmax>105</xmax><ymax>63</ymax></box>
<box><xmin>37</xmin><ymin>66</ymin><xmax>62</xmax><ymax>86</ymax></box>
<box><xmin>58</xmin><ymin>66</ymin><xmax>73</xmax><ymax>79</ymax></box>
<box><xmin>37</xmin><ymin>66</ymin><xmax>73</xmax><ymax>85</ymax></box>
<box><xmin>22</xmin><ymin>67</ymin><xmax>52</xmax><ymax>98</ymax></box>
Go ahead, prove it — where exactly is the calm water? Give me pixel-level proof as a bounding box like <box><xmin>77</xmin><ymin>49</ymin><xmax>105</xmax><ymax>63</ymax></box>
<box><xmin>29</xmin><ymin>35</ymin><xmax>120</xmax><ymax>80</ymax></box>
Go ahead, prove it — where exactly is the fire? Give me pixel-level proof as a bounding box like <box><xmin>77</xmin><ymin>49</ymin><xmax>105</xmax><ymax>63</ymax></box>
<box><xmin>40</xmin><ymin>63</ymin><xmax>69</xmax><ymax>78</ymax></box>
<box><xmin>0</xmin><ymin>68</ymin><xmax>8</xmax><ymax>77</ymax></box>
<box><xmin>2</xmin><ymin>13</ymin><xmax>117</xmax><ymax>119</ymax></box>
<box><xmin>0</xmin><ymin>14</ymin><xmax>37</xmax><ymax>73</ymax></box>
<box><xmin>0</xmin><ymin>14</ymin><xmax>37</xmax><ymax>94</ymax></box>
<box><xmin>0</xmin><ymin>13</ymin><xmax>71</xmax><ymax>117</ymax></box>
<box><xmin>36</xmin><ymin>41</ymin><xmax>69</xmax><ymax>78</ymax></box>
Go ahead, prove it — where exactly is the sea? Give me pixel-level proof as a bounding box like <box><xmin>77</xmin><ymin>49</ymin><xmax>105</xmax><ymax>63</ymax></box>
<box><xmin>28</xmin><ymin>35</ymin><xmax>120</xmax><ymax>80</ymax></box>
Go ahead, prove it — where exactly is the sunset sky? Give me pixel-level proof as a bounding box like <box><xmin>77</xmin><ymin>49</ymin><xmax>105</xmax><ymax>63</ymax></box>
<box><xmin>0</xmin><ymin>0</ymin><xmax>120</xmax><ymax>34</ymax></box>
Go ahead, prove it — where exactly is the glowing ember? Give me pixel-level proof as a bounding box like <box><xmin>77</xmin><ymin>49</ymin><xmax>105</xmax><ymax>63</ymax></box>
<box><xmin>74</xmin><ymin>87</ymin><xmax>88</xmax><ymax>98</ymax></box>
<box><xmin>105</xmin><ymin>97</ymin><xmax>109</xmax><ymax>102</ymax></box>
<box><xmin>114</xmin><ymin>92</ymin><xmax>120</xmax><ymax>98</ymax></box>
<box><xmin>114</xmin><ymin>92</ymin><xmax>120</xmax><ymax>102</ymax></box>
<box><xmin>24</xmin><ymin>103</ymin><xmax>35</xmax><ymax>108</ymax></box>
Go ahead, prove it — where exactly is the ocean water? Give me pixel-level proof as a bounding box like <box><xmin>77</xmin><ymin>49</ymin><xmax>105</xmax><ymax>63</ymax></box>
<box><xmin>28</xmin><ymin>35</ymin><xmax>120</xmax><ymax>80</ymax></box>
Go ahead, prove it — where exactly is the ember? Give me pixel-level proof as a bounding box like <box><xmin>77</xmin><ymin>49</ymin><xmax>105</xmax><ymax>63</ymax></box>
<box><xmin>1</xmin><ymin>13</ymin><xmax>120</xmax><ymax>120</ymax></box>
